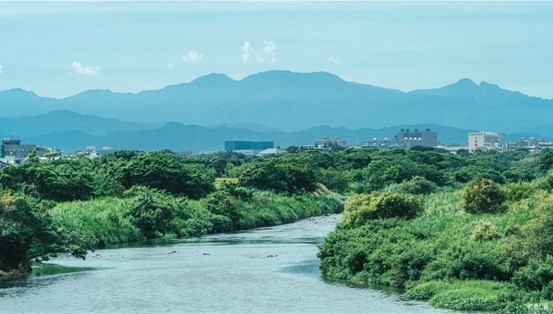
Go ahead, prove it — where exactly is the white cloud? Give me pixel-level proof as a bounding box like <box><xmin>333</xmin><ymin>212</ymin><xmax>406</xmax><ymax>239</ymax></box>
<box><xmin>328</xmin><ymin>56</ymin><xmax>344</xmax><ymax>66</ymax></box>
<box><xmin>167</xmin><ymin>62</ymin><xmax>174</xmax><ymax>70</ymax></box>
<box><xmin>0</xmin><ymin>65</ymin><xmax>3</xmax><ymax>75</ymax></box>
<box><xmin>241</xmin><ymin>41</ymin><xmax>253</xmax><ymax>63</ymax></box>
<box><xmin>182</xmin><ymin>49</ymin><xmax>203</xmax><ymax>63</ymax></box>
<box><xmin>262</xmin><ymin>39</ymin><xmax>277</xmax><ymax>64</ymax></box>
<box><xmin>241</xmin><ymin>39</ymin><xmax>278</xmax><ymax>64</ymax></box>
<box><xmin>68</xmin><ymin>61</ymin><xmax>101</xmax><ymax>76</ymax></box>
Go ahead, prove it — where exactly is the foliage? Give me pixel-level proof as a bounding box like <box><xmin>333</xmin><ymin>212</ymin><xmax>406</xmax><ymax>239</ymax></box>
<box><xmin>237</xmin><ymin>158</ymin><xmax>317</xmax><ymax>194</ymax></box>
<box><xmin>513</xmin><ymin>256</ymin><xmax>553</xmax><ymax>299</ymax></box>
<box><xmin>342</xmin><ymin>192</ymin><xmax>423</xmax><ymax>228</ymax></box>
<box><xmin>462</xmin><ymin>178</ymin><xmax>506</xmax><ymax>214</ymax></box>
<box><xmin>470</xmin><ymin>220</ymin><xmax>502</xmax><ymax>241</ymax></box>
<box><xmin>124</xmin><ymin>187</ymin><xmax>180</xmax><ymax>239</ymax></box>
<box><xmin>125</xmin><ymin>152</ymin><xmax>215</xmax><ymax>198</ymax></box>
<box><xmin>0</xmin><ymin>194</ymin><xmax>66</xmax><ymax>272</ymax></box>
<box><xmin>399</xmin><ymin>176</ymin><xmax>436</xmax><ymax>195</ymax></box>
<box><xmin>50</xmin><ymin>197</ymin><xmax>141</xmax><ymax>248</ymax></box>
<box><xmin>319</xmin><ymin>169</ymin><xmax>553</xmax><ymax>312</ymax></box>
<box><xmin>505</xmin><ymin>181</ymin><xmax>538</xmax><ymax>202</ymax></box>
<box><xmin>539</xmin><ymin>149</ymin><xmax>553</xmax><ymax>172</ymax></box>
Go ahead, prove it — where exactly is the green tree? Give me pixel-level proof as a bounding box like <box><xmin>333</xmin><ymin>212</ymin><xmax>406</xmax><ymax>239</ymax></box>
<box><xmin>125</xmin><ymin>152</ymin><xmax>214</xmax><ymax>198</ymax></box>
<box><xmin>238</xmin><ymin>159</ymin><xmax>317</xmax><ymax>194</ymax></box>
<box><xmin>0</xmin><ymin>194</ymin><xmax>85</xmax><ymax>273</ymax></box>
<box><xmin>126</xmin><ymin>187</ymin><xmax>177</xmax><ymax>239</ymax></box>
<box><xmin>539</xmin><ymin>149</ymin><xmax>553</xmax><ymax>172</ymax></box>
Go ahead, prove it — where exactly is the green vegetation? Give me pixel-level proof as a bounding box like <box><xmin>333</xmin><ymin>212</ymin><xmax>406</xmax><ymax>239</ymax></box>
<box><xmin>3</xmin><ymin>145</ymin><xmax>553</xmax><ymax>312</ymax></box>
<box><xmin>318</xmin><ymin>148</ymin><xmax>553</xmax><ymax>312</ymax></box>
<box><xmin>0</xmin><ymin>149</ymin><xmax>342</xmax><ymax>274</ymax></box>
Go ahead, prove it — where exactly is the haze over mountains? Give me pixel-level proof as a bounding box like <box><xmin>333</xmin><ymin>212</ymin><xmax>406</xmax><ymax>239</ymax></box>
<box><xmin>0</xmin><ymin>71</ymin><xmax>551</xmax><ymax>152</ymax></box>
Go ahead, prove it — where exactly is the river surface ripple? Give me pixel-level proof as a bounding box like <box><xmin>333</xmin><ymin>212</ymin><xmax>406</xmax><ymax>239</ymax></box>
<box><xmin>0</xmin><ymin>214</ymin><xmax>451</xmax><ymax>313</ymax></box>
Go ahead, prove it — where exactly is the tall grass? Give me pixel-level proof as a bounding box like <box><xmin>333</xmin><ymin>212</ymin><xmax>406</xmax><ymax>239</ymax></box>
<box><xmin>50</xmin><ymin>197</ymin><xmax>142</xmax><ymax>247</ymax></box>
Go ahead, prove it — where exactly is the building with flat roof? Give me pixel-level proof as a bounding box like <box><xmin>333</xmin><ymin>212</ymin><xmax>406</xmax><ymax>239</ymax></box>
<box><xmin>468</xmin><ymin>132</ymin><xmax>508</xmax><ymax>152</ymax></box>
<box><xmin>1</xmin><ymin>139</ymin><xmax>52</xmax><ymax>164</ymax></box>
<box><xmin>224</xmin><ymin>141</ymin><xmax>274</xmax><ymax>155</ymax></box>
<box><xmin>395</xmin><ymin>128</ymin><xmax>438</xmax><ymax>149</ymax></box>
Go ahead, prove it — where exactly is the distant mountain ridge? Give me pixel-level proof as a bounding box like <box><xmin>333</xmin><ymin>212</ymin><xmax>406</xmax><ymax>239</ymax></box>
<box><xmin>18</xmin><ymin>119</ymin><xmax>474</xmax><ymax>153</ymax></box>
<box><xmin>1</xmin><ymin>70</ymin><xmax>552</xmax><ymax>138</ymax></box>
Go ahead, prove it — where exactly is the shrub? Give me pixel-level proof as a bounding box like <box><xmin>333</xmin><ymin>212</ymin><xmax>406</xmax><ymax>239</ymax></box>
<box><xmin>504</xmin><ymin>182</ymin><xmax>537</xmax><ymax>201</ymax></box>
<box><xmin>342</xmin><ymin>192</ymin><xmax>423</xmax><ymax>227</ymax></box>
<box><xmin>399</xmin><ymin>176</ymin><xmax>436</xmax><ymax>195</ymax></box>
<box><xmin>470</xmin><ymin>220</ymin><xmax>502</xmax><ymax>241</ymax></box>
<box><xmin>406</xmin><ymin>280</ymin><xmax>453</xmax><ymax>301</ymax></box>
<box><xmin>125</xmin><ymin>187</ymin><xmax>179</xmax><ymax>239</ymax></box>
<box><xmin>513</xmin><ymin>256</ymin><xmax>553</xmax><ymax>299</ymax></box>
<box><xmin>462</xmin><ymin>178</ymin><xmax>506</xmax><ymax>214</ymax></box>
<box><xmin>428</xmin><ymin>282</ymin><xmax>512</xmax><ymax>311</ymax></box>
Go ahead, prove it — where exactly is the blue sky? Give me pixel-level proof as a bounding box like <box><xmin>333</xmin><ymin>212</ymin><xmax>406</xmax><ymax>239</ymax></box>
<box><xmin>0</xmin><ymin>1</ymin><xmax>552</xmax><ymax>99</ymax></box>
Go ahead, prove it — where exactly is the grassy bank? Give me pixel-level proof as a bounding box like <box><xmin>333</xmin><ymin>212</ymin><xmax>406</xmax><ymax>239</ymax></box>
<box><xmin>318</xmin><ymin>187</ymin><xmax>553</xmax><ymax>313</ymax></box>
<box><xmin>50</xmin><ymin>185</ymin><xmax>344</xmax><ymax>249</ymax></box>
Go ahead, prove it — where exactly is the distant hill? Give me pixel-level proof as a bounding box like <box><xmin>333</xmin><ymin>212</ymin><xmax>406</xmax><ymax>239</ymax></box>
<box><xmin>1</xmin><ymin>71</ymin><xmax>552</xmax><ymax>137</ymax></box>
<box><xmin>0</xmin><ymin>110</ymin><xmax>161</xmax><ymax>138</ymax></box>
<box><xmin>12</xmin><ymin>112</ymin><xmax>473</xmax><ymax>153</ymax></box>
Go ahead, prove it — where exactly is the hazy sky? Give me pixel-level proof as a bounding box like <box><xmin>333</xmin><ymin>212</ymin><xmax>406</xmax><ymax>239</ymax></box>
<box><xmin>0</xmin><ymin>1</ymin><xmax>552</xmax><ymax>98</ymax></box>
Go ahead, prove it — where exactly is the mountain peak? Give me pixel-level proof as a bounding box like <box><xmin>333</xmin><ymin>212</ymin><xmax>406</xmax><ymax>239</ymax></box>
<box><xmin>191</xmin><ymin>73</ymin><xmax>234</xmax><ymax>85</ymax></box>
<box><xmin>454</xmin><ymin>78</ymin><xmax>477</xmax><ymax>87</ymax></box>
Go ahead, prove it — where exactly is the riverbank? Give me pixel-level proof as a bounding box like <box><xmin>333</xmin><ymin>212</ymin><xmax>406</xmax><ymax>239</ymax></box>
<box><xmin>1</xmin><ymin>213</ymin><xmax>446</xmax><ymax>314</ymax></box>
<box><xmin>318</xmin><ymin>189</ymin><xmax>553</xmax><ymax>313</ymax></box>
<box><xmin>50</xmin><ymin>187</ymin><xmax>344</xmax><ymax>251</ymax></box>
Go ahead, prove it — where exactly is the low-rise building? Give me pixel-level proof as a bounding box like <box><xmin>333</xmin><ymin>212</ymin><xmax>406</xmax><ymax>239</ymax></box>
<box><xmin>0</xmin><ymin>139</ymin><xmax>51</xmax><ymax>164</ymax></box>
<box><xmin>395</xmin><ymin>128</ymin><xmax>438</xmax><ymax>149</ymax></box>
<box><xmin>314</xmin><ymin>137</ymin><xmax>347</xmax><ymax>149</ymax></box>
<box><xmin>224</xmin><ymin>140</ymin><xmax>274</xmax><ymax>156</ymax></box>
<box><xmin>468</xmin><ymin>132</ymin><xmax>508</xmax><ymax>152</ymax></box>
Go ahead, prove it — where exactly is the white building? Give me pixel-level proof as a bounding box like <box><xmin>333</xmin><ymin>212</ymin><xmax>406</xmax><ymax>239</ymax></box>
<box><xmin>468</xmin><ymin>132</ymin><xmax>507</xmax><ymax>152</ymax></box>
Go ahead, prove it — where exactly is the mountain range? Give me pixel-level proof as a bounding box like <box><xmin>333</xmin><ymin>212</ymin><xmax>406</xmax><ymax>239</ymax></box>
<box><xmin>0</xmin><ymin>70</ymin><xmax>552</xmax><ymax>152</ymax></box>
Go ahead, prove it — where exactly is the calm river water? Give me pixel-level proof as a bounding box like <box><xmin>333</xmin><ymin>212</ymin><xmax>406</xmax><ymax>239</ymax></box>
<box><xmin>0</xmin><ymin>214</ymin><xmax>450</xmax><ymax>313</ymax></box>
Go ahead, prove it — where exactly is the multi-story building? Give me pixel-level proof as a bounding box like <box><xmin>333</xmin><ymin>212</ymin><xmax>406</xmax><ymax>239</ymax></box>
<box><xmin>0</xmin><ymin>139</ymin><xmax>52</xmax><ymax>164</ymax></box>
<box><xmin>468</xmin><ymin>132</ymin><xmax>508</xmax><ymax>152</ymax></box>
<box><xmin>395</xmin><ymin>128</ymin><xmax>438</xmax><ymax>149</ymax></box>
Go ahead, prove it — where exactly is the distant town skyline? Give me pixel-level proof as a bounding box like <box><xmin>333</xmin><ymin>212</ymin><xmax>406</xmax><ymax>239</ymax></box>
<box><xmin>1</xmin><ymin>1</ymin><xmax>552</xmax><ymax>99</ymax></box>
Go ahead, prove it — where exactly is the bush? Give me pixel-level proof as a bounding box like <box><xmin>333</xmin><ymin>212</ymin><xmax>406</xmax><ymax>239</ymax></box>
<box><xmin>462</xmin><ymin>178</ymin><xmax>506</xmax><ymax>214</ymax></box>
<box><xmin>504</xmin><ymin>182</ymin><xmax>537</xmax><ymax>201</ymax></box>
<box><xmin>428</xmin><ymin>281</ymin><xmax>512</xmax><ymax>311</ymax></box>
<box><xmin>342</xmin><ymin>192</ymin><xmax>423</xmax><ymax>228</ymax></box>
<box><xmin>406</xmin><ymin>280</ymin><xmax>453</xmax><ymax>301</ymax></box>
<box><xmin>470</xmin><ymin>220</ymin><xmax>502</xmax><ymax>241</ymax></box>
<box><xmin>513</xmin><ymin>256</ymin><xmax>553</xmax><ymax>299</ymax></box>
<box><xmin>125</xmin><ymin>187</ymin><xmax>180</xmax><ymax>239</ymax></box>
<box><xmin>399</xmin><ymin>176</ymin><xmax>436</xmax><ymax>195</ymax></box>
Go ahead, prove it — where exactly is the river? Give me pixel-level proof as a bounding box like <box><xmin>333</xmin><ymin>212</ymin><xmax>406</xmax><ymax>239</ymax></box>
<box><xmin>0</xmin><ymin>214</ymin><xmax>449</xmax><ymax>313</ymax></box>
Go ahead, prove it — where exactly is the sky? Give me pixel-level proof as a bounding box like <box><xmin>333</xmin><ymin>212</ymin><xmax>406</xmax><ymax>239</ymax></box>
<box><xmin>0</xmin><ymin>1</ymin><xmax>552</xmax><ymax>99</ymax></box>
